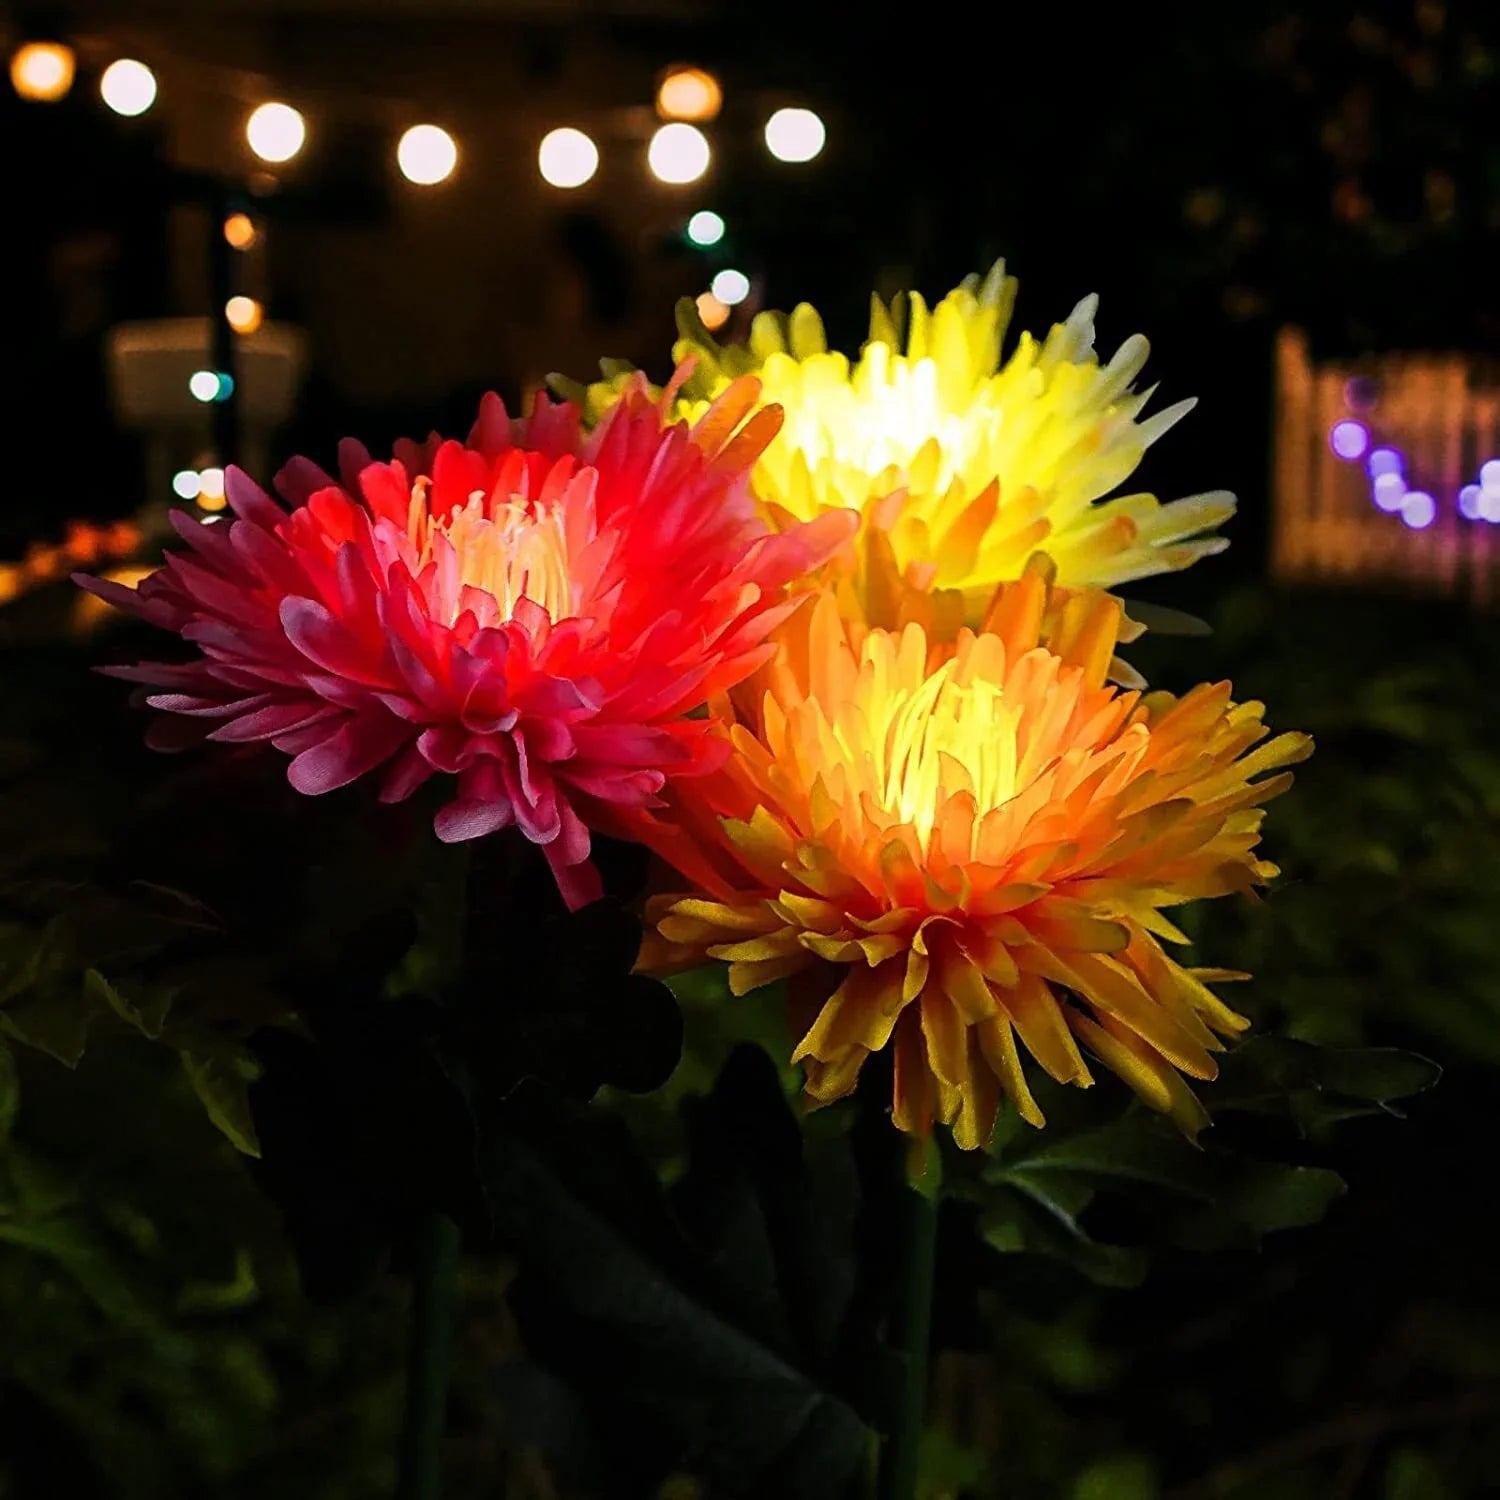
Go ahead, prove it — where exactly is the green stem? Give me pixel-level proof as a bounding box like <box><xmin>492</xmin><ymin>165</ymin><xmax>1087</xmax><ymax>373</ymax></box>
<box><xmin>397</xmin><ymin>1211</ymin><xmax>461</xmax><ymax>1500</ymax></box>
<box><xmin>878</xmin><ymin>1136</ymin><xmax>942</xmax><ymax>1500</ymax></box>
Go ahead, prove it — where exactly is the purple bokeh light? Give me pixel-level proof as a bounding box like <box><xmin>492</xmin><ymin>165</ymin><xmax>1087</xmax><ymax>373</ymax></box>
<box><xmin>1366</xmin><ymin>447</ymin><xmax>1404</xmax><ymax>479</ymax></box>
<box><xmin>1330</xmin><ymin>420</ymin><xmax>1369</xmax><ymax>460</ymax></box>
<box><xmin>1460</xmin><ymin>484</ymin><xmax>1483</xmax><ymax>521</ymax></box>
<box><xmin>1401</xmin><ymin>491</ymin><xmax>1437</xmax><ymax>530</ymax></box>
<box><xmin>1373</xmin><ymin>472</ymin><xmax>1407</xmax><ymax>512</ymax></box>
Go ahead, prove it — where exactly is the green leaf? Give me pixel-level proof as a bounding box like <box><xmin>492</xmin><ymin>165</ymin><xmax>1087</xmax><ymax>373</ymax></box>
<box><xmin>0</xmin><ymin>978</ymin><xmax>91</xmax><ymax>1065</ymax></box>
<box><xmin>180</xmin><ymin>1046</ymin><xmax>262</xmax><ymax>1157</ymax></box>
<box><xmin>1072</xmin><ymin>1453</ymin><xmax>1161</xmax><ymax>1500</ymax></box>
<box><xmin>83</xmin><ymin>968</ymin><xmax>174</xmax><ymax>1040</ymax></box>
<box><xmin>1216</xmin><ymin>1163</ymin><xmax>1346</xmax><ymax>1235</ymax></box>
<box><xmin>981</xmin><ymin>1177</ymin><xmax>1148</xmax><ymax>1289</ymax></box>
<box><xmin>0</xmin><ymin>1039</ymin><xmax>16</xmax><ymax>1148</ymax></box>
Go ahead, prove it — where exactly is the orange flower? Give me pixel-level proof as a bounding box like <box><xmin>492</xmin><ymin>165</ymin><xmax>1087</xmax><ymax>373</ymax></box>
<box><xmin>636</xmin><ymin>578</ymin><xmax>1310</xmax><ymax>1147</ymax></box>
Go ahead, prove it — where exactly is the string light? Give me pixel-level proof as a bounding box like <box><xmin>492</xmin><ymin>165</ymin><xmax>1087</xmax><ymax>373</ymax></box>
<box><xmin>223</xmin><ymin>212</ymin><xmax>258</xmax><ymax>250</ymax></box>
<box><xmin>655</xmin><ymin>66</ymin><xmax>722</xmax><ymax>122</ymax></box>
<box><xmin>694</xmin><ymin>291</ymin><xmax>730</xmax><ymax>331</ymax></box>
<box><xmin>710</xmin><ymin>268</ymin><xmax>750</xmax><ymax>306</ymax></box>
<box><xmin>686</xmin><ymin>210</ymin><xmax>725</xmax><ymax>247</ymax></box>
<box><xmin>397</xmin><ymin>124</ymin><xmax>458</xmax><ymax>185</ymax></box>
<box><xmin>648</xmin><ymin>122</ymin><xmax>710</xmax><ymax>185</ymax></box>
<box><xmin>225</xmin><ymin>295</ymin><xmax>263</xmax><ymax>334</ymax></box>
<box><xmin>99</xmin><ymin>59</ymin><xmax>156</xmax><ymax>117</ymax></box>
<box><xmin>538</xmin><ymin>127</ymin><xmax>598</xmax><ymax>188</ymax></box>
<box><xmin>246</xmin><ymin>102</ymin><xmax>306</xmax><ymax>164</ymax></box>
<box><xmin>764</xmin><ymin>107</ymin><xmax>825</xmax><ymax>163</ymax></box>
<box><xmin>10</xmin><ymin>41</ymin><xmax>74</xmax><ymax>102</ymax></box>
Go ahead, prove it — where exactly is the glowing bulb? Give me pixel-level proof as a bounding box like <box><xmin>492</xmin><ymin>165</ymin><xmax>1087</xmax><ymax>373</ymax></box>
<box><xmin>686</xmin><ymin>209</ymin><xmax>725</xmax><ymax>247</ymax></box>
<box><xmin>710</xmin><ymin>268</ymin><xmax>750</xmax><ymax>306</ymax></box>
<box><xmin>655</xmin><ymin>66</ymin><xmax>722</xmax><ymax>122</ymax></box>
<box><xmin>10</xmin><ymin>42</ymin><xmax>74</xmax><ymax>102</ymax></box>
<box><xmin>246</xmin><ymin>102</ymin><xmax>306</xmax><ymax>164</ymax></box>
<box><xmin>1372</xmin><ymin>472</ymin><xmax>1406</xmax><ymax>512</ymax></box>
<box><xmin>172</xmin><ymin>469</ymin><xmax>202</xmax><ymax>500</ymax></box>
<box><xmin>397</xmin><ymin>124</ymin><xmax>458</xmax><ymax>185</ymax></box>
<box><xmin>538</xmin><ymin>127</ymin><xmax>598</xmax><ymax>189</ymax></box>
<box><xmin>1366</xmin><ymin>447</ymin><xmax>1403</xmax><ymax>480</ymax></box>
<box><xmin>223</xmin><ymin>213</ymin><xmax>258</xmax><ymax>251</ymax></box>
<box><xmin>1400</xmin><ymin>491</ymin><xmax>1436</xmax><ymax>530</ymax></box>
<box><xmin>764</xmin><ymin>107</ymin><xmax>825</xmax><ymax>163</ymax></box>
<box><xmin>1460</xmin><ymin>484</ymin><xmax>1482</xmax><ymax>520</ymax></box>
<box><xmin>648</xmin><ymin>123</ymin><xmax>710</xmax><ymax>185</ymax></box>
<box><xmin>225</xmin><ymin>295</ymin><xmax>263</xmax><ymax>334</ymax></box>
<box><xmin>695</xmin><ymin>291</ymin><xmax>730</xmax><ymax>331</ymax></box>
<box><xmin>1329</xmin><ymin>420</ymin><xmax>1368</xmax><ymax>460</ymax></box>
<box><xmin>189</xmin><ymin>370</ymin><xmax>221</xmax><ymax>403</ymax></box>
<box><xmin>100</xmin><ymin>59</ymin><xmax>156</xmax><ymax>116</ymax></box>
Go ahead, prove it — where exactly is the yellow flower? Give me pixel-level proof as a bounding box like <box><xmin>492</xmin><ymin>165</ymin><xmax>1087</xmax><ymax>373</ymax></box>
<box><xmin>566</xmin><ymin>265</ymin><xmax>1234</xmax><ymax>628</ymax></box>
<box><xmin>634</xmin><ymin>577</ymin><xmax>1309</xmax><ymax>1149</ymax></box>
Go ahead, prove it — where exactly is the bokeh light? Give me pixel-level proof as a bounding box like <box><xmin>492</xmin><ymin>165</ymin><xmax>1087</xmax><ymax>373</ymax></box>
<box><xmin>171</xmin><ymin>469</ymin><xmax>202</xmax><ymax>500</ymax></box>
<box><xmin>655</xmin><ymin>66</ymin><xmax>722</xmax><ymax>122</ymax></box>
<box><xmin>197</xmin><ymin>469</ymin><xmax>227</xmax><ymax>510</ymax></box>
<box><xmin>710</xmin><ymin>268</ymin><xmax>750</xmax><ymax>306</ymax></box>
<box><xmin>1366</xmin><ymin>447</ymin><xmax>1404</xmax><ymax>480</ymax></box>
<box><xmin>10</xmin><ymin>42</ymin><xmax>74</xmax><ymax>102</ymax></box>
<box><xmin>686</xmin><ymin>210</ymin><xmax>725</xmax><ymax>247</ymax></box>
<box><xmin>764</xmin><ymin>107</ymin><xmax>826</xmax><ymax>163</ymax></box>
<box><xmin>189</xmin><ymin>370</ymin><xmax>221</xmax><ymax>403</ymax></box>
<box><xmin>538</xmin><ymin>127</ymin><xmax>599</xmax><ymax>188</ymax></box>
<box><xmin>1482</xmin><ymin>459</ymin><xmax>1500</xmax><ymax>490</ymax></box>
<box><xmin>223</xmin><ymin>212</ymin><xmax>258</xmax><ymax>251</ymax></box>
<box><xmin>695</xmin><ymin>291</ymin><xmax>730</xmax><ymax>331</ymax></box>
<box><xmin>1372</xmin><ymin>472</ymin><xmax>1406</xmax><ymax>512</ymax></box>
<box><xmin>100</xmin><ymin>58</ymin><xmax>156</xmax><ymax>116</ymax></box>
<box><xmin>225</xmin><ymin>296</ymin><xmax>263</xmax><ymax>334</ymax></box>
<box><xmin>1459</xmin><ymin>484</ymin><xmax>1482</xmax><ymax>521</ymax></box>
<box><xmin>246</xmin><ymin>102</ymin><xmax>306</xmax><ymax>164</ymax></box>
<box><xmin>1400</xmin><ymin>491</ymin><xmax>1436</xmax><ymax>530</ymax></box>
<box><xmin>397</xmin><ymin>124</ymin><xmax>458</xmax><ymax>185</ymax></box>
<box><xmin>648</xmin><ymin>123</ymin><xmax>710</xmax><ymax>185</ymax></box>
<box><xmin>1329</xmin><ymin>420</ymin><xmax>1369</xmax><ymax>460</ymax></box>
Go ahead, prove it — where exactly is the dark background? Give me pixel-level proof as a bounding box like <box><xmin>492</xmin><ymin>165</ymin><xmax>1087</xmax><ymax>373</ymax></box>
<box><xmin>4</xmin><ymin>3</ymin><xmax>1500</xmax><ymax>1498</ymax></box>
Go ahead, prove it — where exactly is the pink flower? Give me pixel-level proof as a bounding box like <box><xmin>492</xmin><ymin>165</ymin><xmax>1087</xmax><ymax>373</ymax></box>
<box><xmin>81</xmin><ymin>375</ymin><xmax>855</xmax><ymax>907</ymax></box>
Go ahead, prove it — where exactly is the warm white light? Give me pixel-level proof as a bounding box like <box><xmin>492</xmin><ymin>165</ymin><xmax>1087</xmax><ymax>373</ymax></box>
<box><xmin>398</xmin><ymin>124</ymin><xmax>458</xmax><ymax>185</ymax></box>
<box><xmin>225</xmin><ymin>295</ymin><xmax>263</xmax><ymax>334</ymax></box>
<box><xmin>197</xmin><ymin>468</ymin><xmax>227</xmax><ymax>509</ymax></box>
<box><xmin>538</xmin><ymin>127</ymin><xmax>599</xmax><ymax>188</ymax></box>
<box><xmin>246</xmin><ymin>102</ymin><xmax>306</xmax><ymax>164</ymax></box>
<box><xmin>764</xmin><ymin>107</ymin><xmax>825</xmax><ymax>163</ymax></box>
<box><xmin>655</xmin><ymin>66</ymin><xmax>722</xmax><ymax>123</ymax></box>
<box><xmin>695</xmin><ymin>291</ymin><xmax>730</xmax><ymax>331</ymax></box>
<box><xmin>188</xmin><ymin>370</ymin><xmax>221</xmax><ymax>403</ymax></box>
<box><xmin>710</xmin><ymin>268</ymin><xmax>750</xmax><ymax>306</ymax></box>
<box><xmin>223</xmin><ymin>213</ymin><xmax>258</xmax><ymax>251</ymax></box>
<box><xmin>171</xmin><ymin>469</ymin><xmax>202</xmax><ymax>500</ymax></box>
<box><xmin>10</xmin><ymin>42</ymin><xmax>74</xmax><ymax>102</ymax></box>
<box><xmin>100</xmin><ymin>59</ymin><xmax>156</xmax><ymax>117</ymax></box>
<box><xmin>686</xmin><ymin>209</ymin><xmax>725</xmax><ymax>247</ymax></box>
<box><xmin>648</xmin><ymin>122</ymin><xmax>710</xmax><ymax>185</ymax></box>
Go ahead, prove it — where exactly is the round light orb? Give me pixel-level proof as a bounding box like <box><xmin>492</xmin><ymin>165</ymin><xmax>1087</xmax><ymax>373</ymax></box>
<box><xmin>188</xmin><ymin>370</ymin><xmax>221</xmax><ymax>403</ymax></box>
<box><xmin>538</xmin><ymin>127</ymin><xmax>599</xmax><ymax>188</ymax></box>
<box><xmin>686</xmin><ymin>209</ymin><xmax>725</xmax><ymax>247</ymax></box>
<box><xmin>397</xmin><ymin>124</ymin><xmax>458</xmax><ymax>185</ymax></box>
<box><xmin>1480</xmin><ymin>489</ymin><xmax>1500</xmax><ymax>524</ymax></box>
<box><xmin>1459</xmin><ymin>484</ymin><xmax>1482</xmax><ymax>520</ymax></box>
<box><xmin>1482</xmin><ymin>459</ymin><xmax>1500</xmax><ymax>490</ymax></box>
<box><xmin>223</xmin><ymin>212</ymin><xmax>258</xmax><ymax>251</ymax></box>
<box><xmin>225</xmin><ymin>296</ymin><xmax>263</xmax><ymax>334</ymax></box>
<box><xmin>1372</xmin><ymin>472</ymin><xmax>1406</xmax><ymax>512</ymax></box>
<box><xmin>100</xmin><ymin>58</ymin><xmax>156</xmax><ymax>116</ymax></box>
<box><xmin>648</xmin><ymin>122</ymin><xmax>710</xmax><ymax>185</ymax></box>
<box><xmin>1400</xmin><ymin>490</ymin><xmax>1436</xmax><ymax>530</ymax></box>
<box><xmin>197</xmin><ymin>468</ymin><xmax>227</xmax><ymax>509</ymax></box>
<box><xmin>171</xmin><ymin>469</ymin><xmax>202</xmax><ymax>500</ymax></box>
<box><xmin>1329</xmin><ymin>420</ymin><xmax>1368</xmax><ymax>461</ymax></box>
<box><xmin>656</xmin><ymin>66</ymin><xmax>722</xmax><ymax>122</ymax></box>
<box><xmin>10</xmin><ymin>42</ymin><xmax>74</xmax><ymax>102</ymax></box>
<box><xmin>710</xmin><ymin>268</ymin><xmax>750</xmax><ymax>306</ymax></box>
<box><xmin>1366</xmin><ymin>447</ymin><xmax>1404</xmax><ymax>480</ymax></box>
<box><xmin>764</xmin><ymin>107</ymin><xmax>825</xmax><ymax>163</ymax></box>
<box><xmin>246</xmin><ymin>102</ymin><xmax>306</xmax><ymax>164</ymax></box>
<box><xmin>695</xmin><ymin>291</ymin><xmax>730</xmax><ymax>331</ymax></box>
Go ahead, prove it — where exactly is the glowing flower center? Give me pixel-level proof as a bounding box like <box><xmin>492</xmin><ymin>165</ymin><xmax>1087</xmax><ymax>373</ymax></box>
<box><xmin>875</xmin><ymin>664</ymin><xmax>1021</xmax><ymax>840</ymax></box>
<box><xmin>408</xmin><ymin>482</ymin><xmax>574</xmax><ymax>621</ymax></box>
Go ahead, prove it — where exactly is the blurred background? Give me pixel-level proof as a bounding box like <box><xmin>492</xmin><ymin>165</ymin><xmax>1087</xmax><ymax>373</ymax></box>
<box><xmin>4</xmin><ymin>1</ymin><xmax>1500</xmax><ymax>1497</ymax></box>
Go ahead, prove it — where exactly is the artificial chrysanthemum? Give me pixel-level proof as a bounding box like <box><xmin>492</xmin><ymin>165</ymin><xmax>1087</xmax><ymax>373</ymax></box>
<box><xmin>636</xmin><ymin>577</ymin><xmax>1310</xmax><ymax>1147</ymax></box>
<box><xmin>80</xmin><ymin>376</ymin><xmax>855</xmax><ymax>908</ymax></box>
<box><xmin>569</xmin><ymin>264</ymin><xmax>1234</xmax><ymax>629</ymax></box>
